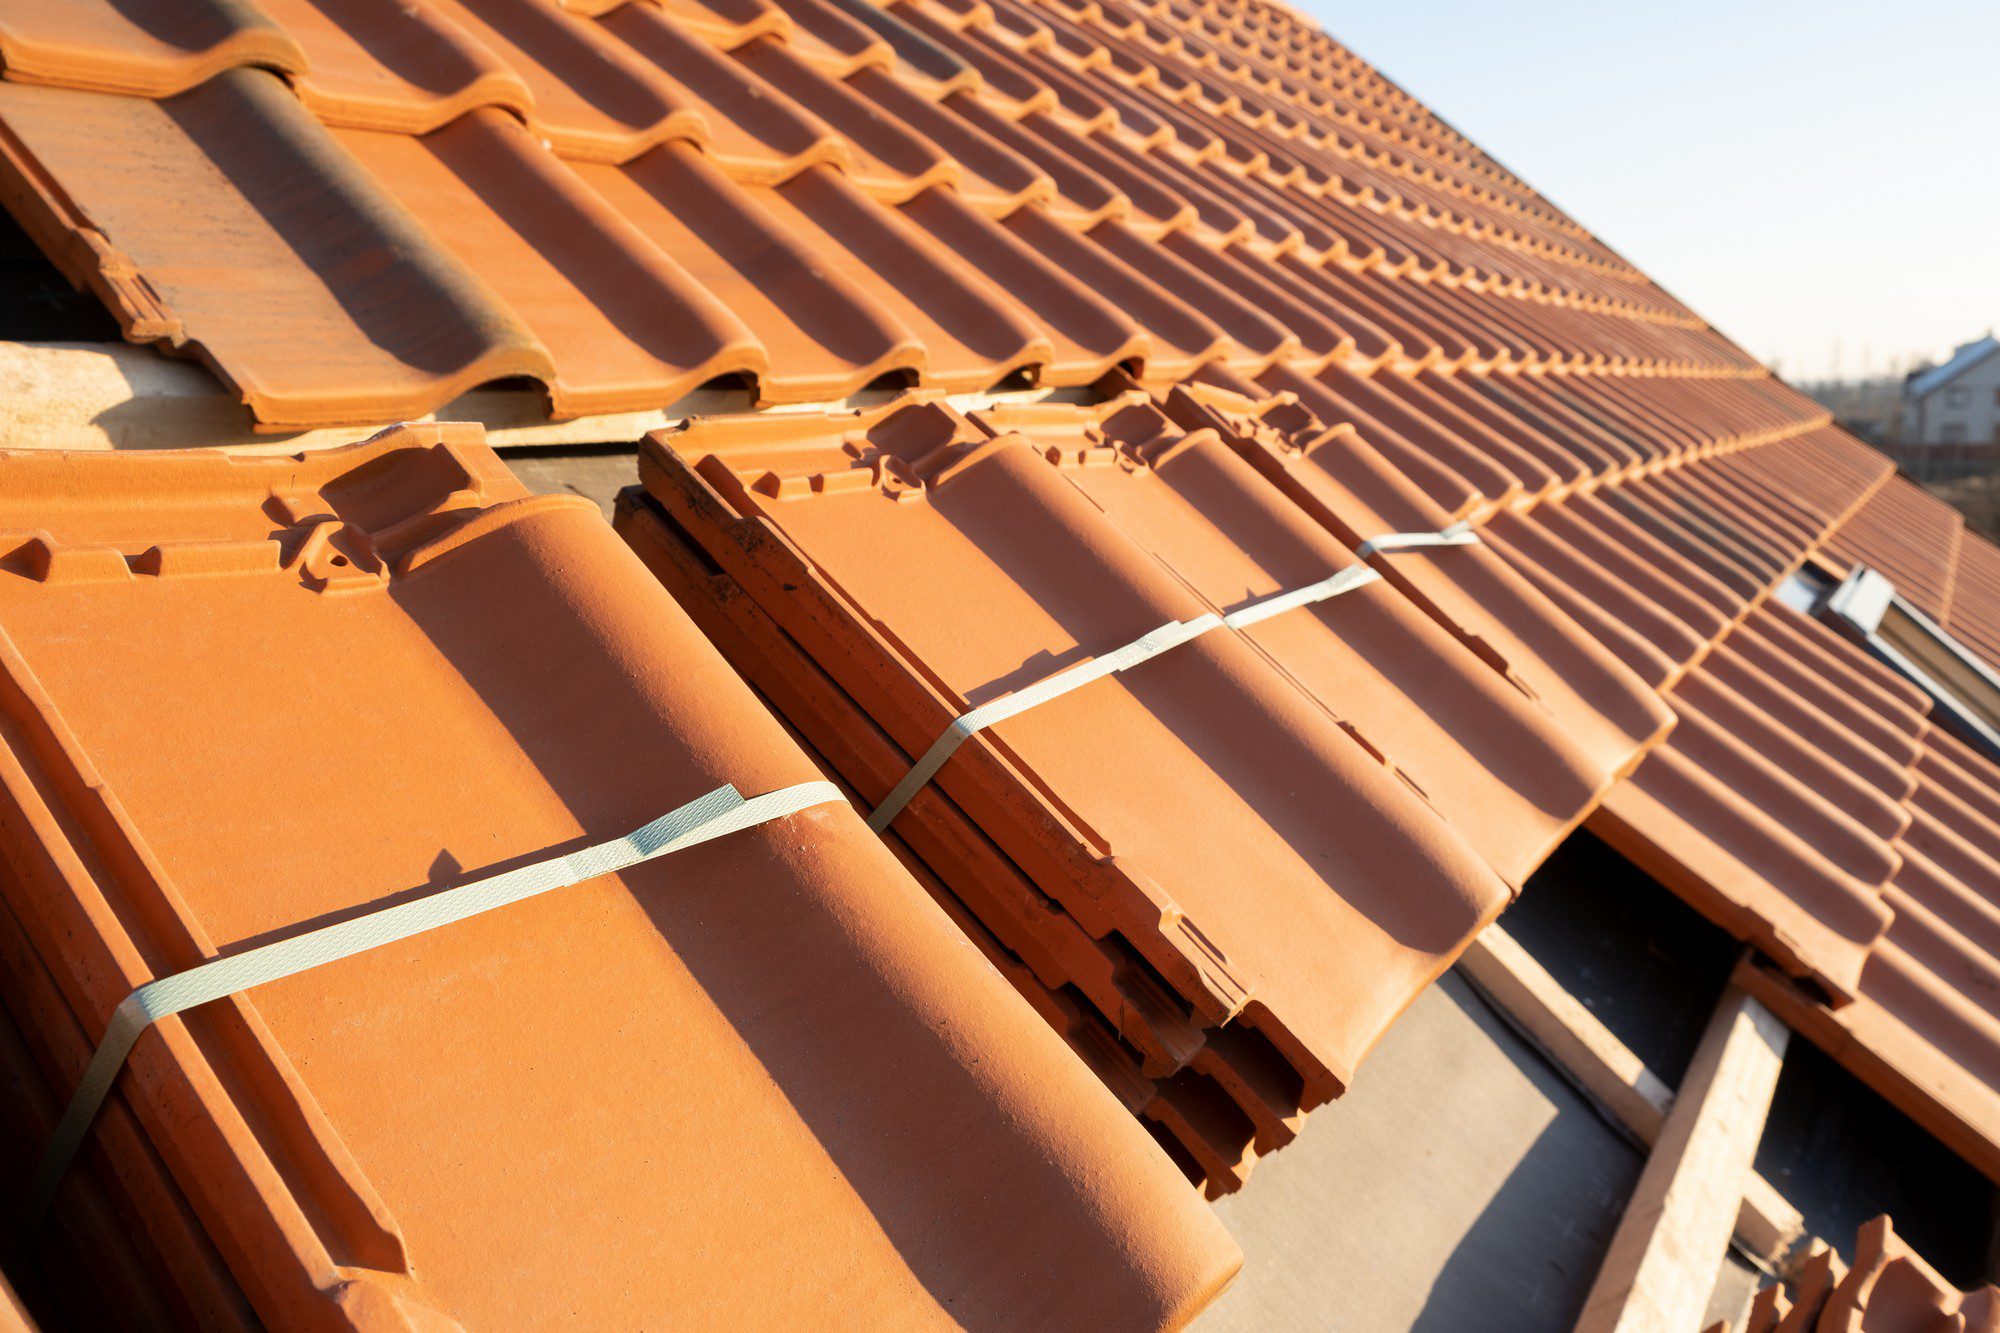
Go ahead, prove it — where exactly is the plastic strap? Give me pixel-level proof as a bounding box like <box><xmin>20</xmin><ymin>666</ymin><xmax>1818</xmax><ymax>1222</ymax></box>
<box><xmin>18</xmin><ymin>779</ymin><xmax>844</xmax><ymax>1245</ymax></box>
<box><xmin>866</xmin><ymin>614</ymin><xmax>1224</xmax><ymax>832</ymax></box>
<box><xmin>1353</xmin><ymin>520</ymin><xmax>1479</xmax><ymax>560</ymax></box>
<box><xmin>1222</xmin><ymin>565</ymin><xmax>1381</xmax><ymax>630</ymax></box>
<box><xmin>867</xmin><ymin>550</ymin><xmax>1409</xmax><ymax>833</ymax></box>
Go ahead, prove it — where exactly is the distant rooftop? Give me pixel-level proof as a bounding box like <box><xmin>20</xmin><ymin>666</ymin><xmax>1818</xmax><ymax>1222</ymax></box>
<box><xmin>1908</xmin><ymin>334</ymin><xmax>2000</xmax><ymax>398</ymax></box>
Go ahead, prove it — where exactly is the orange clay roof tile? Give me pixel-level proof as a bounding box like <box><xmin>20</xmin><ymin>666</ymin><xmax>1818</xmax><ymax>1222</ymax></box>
<box><xmin>0</xmin><ymin>0</ymin><xmax>306</xmax><ymax>98</ymax></box>
<box><xmin>0</xmin><ymin>0</ymin><xmax>1756</xmax><ymax>427</ymax></box>
<box><xmin>11</xmin><ymin>0</ymin><xmax>2000</xmax><ymax>1291</ymax></box>
<box><xmin>0</xmin><ymin>423</ymin><xmax>1240</xmax><ymax>1328</ymax></box>
<box><xmin>632</xmin><ymin>399</ymin><xmax>1518</xmax><ymax>1103</ymax></box>
<box><xmin>1739</xmin><ymin>1217</ymin><xmax>2000</xmax><ymax>1333</ymax></box>
<box><xmin>1123</xmin><ymin>332</ymin><xmax>2000</xmax><ymax>1186</ymax></box>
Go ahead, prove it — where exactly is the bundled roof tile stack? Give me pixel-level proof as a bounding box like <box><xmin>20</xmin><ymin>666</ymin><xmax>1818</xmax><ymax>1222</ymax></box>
<box><xmin>1716</xmin><ymin>1216</ymin><xmax>2000</xmax><ymax>1333</ymax></box>
<box><xmin>0</xmin><ymin>424</ymin><xmax>1239</xmax><ymax>1327</ymax></box>
<box><xmin>616</xmin><ymin>387</ymin><xmax>1643</xmax><ymax>1190</ymax></box>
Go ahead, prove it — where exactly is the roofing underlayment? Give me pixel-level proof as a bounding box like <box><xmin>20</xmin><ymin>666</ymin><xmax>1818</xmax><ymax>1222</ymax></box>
<box><xmin>0</xmin><ymin>0</ymin><xmax>1998</xmax><ymax>1323</ymax></box>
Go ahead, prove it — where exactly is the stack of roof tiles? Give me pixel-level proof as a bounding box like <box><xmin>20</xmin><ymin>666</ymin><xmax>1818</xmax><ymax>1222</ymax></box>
<box><xmin>0</xmin><ymin>427</ymin><xmax>1238</xmax><ymax>1327</ymax></box>
<box><xmin>615</xmin><ymin>383</ymin><xmax>1668</xmax><ymax>1189</ymax></box>
<box><xmin>1</xmin><ymin>0</ymin><xmax>2000</xmax><ymax>1320</ymax></box>
<box><xmin>1719</xmin><ymin>1216</ymin><xmax>2000</xmax><ymax>1333</ymax></box>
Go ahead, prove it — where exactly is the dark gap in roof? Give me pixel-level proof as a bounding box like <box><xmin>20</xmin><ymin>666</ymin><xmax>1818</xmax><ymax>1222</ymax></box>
<box><xmin>697</xmin><ymin>371</ymin><xmax>755</xmax><ymax>396</ymax></box>
<box><xmin>1143</xmin><ymin>1117</ymin><xmax>1205</xmax><ymax>1191</ymax></box>
<box><xmin>495</xmin><ymin>441</ymin><xmax>644</xmax><ymax>460</ymax></box>
<box><xmin>863</xmin><ymin>368</ymin><xmax>919</xmax><ymax>394</ymax></box>
<box><xmin>500</xmin><ymin>448</ymin><xmax>641</xmax><ymax>521</ymax></box>
<box><xmin>1505</xmin><ymin>827</ymin><xmax>1738</xmax><ymax>1086</ymax></box>
<box><xmin>987</xmin><ymin>364</ymin><xmax>1039</xmax><ymax>393</ymax></box>
<box><xmin>1756</xmin><ymin>1042</ymin><xmax>2000</xmax><ymax>1286</ymax></box>
<box><xmin>0</xmin><ymin>209</ymin><xmax>121</xmax><ymax>343</ymax></box>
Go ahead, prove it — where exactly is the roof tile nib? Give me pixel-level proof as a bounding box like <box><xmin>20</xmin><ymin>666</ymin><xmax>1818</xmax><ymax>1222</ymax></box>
<box><xmin>0</xmin><ymin>424</ymin><xmax>1238</xmax><ymax>1328</ymax></box>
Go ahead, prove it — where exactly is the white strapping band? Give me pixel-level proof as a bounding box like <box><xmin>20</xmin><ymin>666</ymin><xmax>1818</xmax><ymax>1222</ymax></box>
<box><xmin>866</xmin><ymin>614</ymin><xmax>1223</xmax><ymax>832</ymax></box>
<box><xmin>866</xmin><ymin>519</ymin><xmax>1480</xmax><ymax>833</ymax></box>
<box><xmin>1221</xmin><ymin>565</ymin><xmax>1381</xmax><ymax>631</ymax></box>
<box><xmin>1353</xmin><ymin>520</ymin><xmax>1479</xmax><ymax>561</ymax></box>
<box><xmin>18</xmin><ymin>779</ymin><xmax>844</xmax><ymax>1246</ymax></box>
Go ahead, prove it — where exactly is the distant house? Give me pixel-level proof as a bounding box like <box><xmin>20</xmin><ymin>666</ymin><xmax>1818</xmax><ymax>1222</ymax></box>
<box><xmin>1901</xmin><ymin>332</ymin><xmax>2000</xmax><ymax>448</ymax></box>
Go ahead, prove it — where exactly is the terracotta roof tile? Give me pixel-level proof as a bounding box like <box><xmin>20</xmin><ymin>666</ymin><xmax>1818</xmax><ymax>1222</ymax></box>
<box><xmin>0</xmin><ymin>0</ymin><xmax>1757</xmax><ymax>427</ymax></box>
<box><xmin>631</xmin><ymin>398</ymin><xmax>1518</xmax><ymax>1104</ymax></box>
<box><xmin>0</xmin><ymin>0</ymin><xmax>306</xmax><ymax>98</ymax></box>
<box><xmin>10</xmin><ymin>0</ymin><xmax>2000</xmax><ymax>1300</ymax></box>
<box><xmin>1735</xmin><ymin>1217</ymin><xmax>1999</xmax><ymax>1333</ymax></box>
<box><xmin>0</xmin><ymin>423</ymin><xmax>1239</xmax><ymax>1326</ymax></box>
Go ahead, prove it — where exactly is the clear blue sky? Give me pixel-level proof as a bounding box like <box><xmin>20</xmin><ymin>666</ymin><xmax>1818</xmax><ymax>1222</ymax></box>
<box><xmin>1287</xmin><ymin>0</ymin><xmax>2000</xmax><ymax>382</ymax></box>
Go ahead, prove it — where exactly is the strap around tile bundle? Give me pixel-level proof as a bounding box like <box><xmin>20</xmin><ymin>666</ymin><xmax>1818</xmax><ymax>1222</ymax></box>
<box><xmin>16</xmin><ymin>779</ymin><xmax>845</xmax><ymax>1248</ymax></box>
<box><xmin>865</xmin><ymin>521</ymin><xmax>1487</xmax><ymax>833</ymax></box>
<box><xmin>1220</xmin><ymin>564</ymin><xmax>1381</xmax><ymax>631</ymax></box>
<box><xmin>1353</xmin><ymin>520</ymin><xmax>1480</xmax><ymax>561</ymax></box>
<box><xmin>867</xmin><ymin>613</ymin><xmax>1226</xmax><ymax>833</ymax></box>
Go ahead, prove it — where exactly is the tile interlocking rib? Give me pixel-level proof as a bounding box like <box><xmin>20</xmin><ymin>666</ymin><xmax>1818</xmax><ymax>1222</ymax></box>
<box><xmin>0</xmin><ymin>423</ymin><xmax>1240</xmax><ymax>1328</ymax></box>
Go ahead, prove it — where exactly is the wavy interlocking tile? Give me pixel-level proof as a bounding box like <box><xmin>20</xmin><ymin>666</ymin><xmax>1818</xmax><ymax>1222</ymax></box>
<box><xmin>991</xmin><ymin>389</ymin><xmax>1611</xmax><ymax>886</ymax></box>
<box><xmin>0</xmin><ymin>68</ymin><xmax>553</xmax><ymax>429</ymax></box>
<box><xmin>261</xmin><ymin>0</ymin><xmax>531</xmax><ymax>134</ymax></box>
<box><xmin>898</xmin><ymin>187</ymin><xmax>1148</xmax><ymax>381</ymax></box>
<box><xmin>428</xmin><ymin>0</ymin><xmax>708</xmax><ymax>160</ymax></box>
<box><xmin>0</xmin><ymin>0</ymin><xmax>1769</xmax><ymax>423</ymax></box>
<box><xmin>752</xmin><ymin>164</ymin><xmax>1053</xmax><ymax>390</ymax></box>
<box><xmin>653</xmin><ymin>0</ymin><xmax>794</xmax><ymax>49</ymax></box>
<box><xmin>639</xmin><ymin>400</ymin><xmax>1516</xmax><ymax>1106</ymax></box>
<box><xmin>847</xmin><ymin>69</ymin><xmax>1054</xmax><ymax>208</ymax></box>
<box><xmin>1216</xmin><ymin>372</ymin><xmax>1677</xmax><ymax>779</ymax></box>
<box><xmin>574</xmin><ymin>144</ymin><xmax>924</xmax><ymax>399</ymax></box>
<box><xmin>337</xmin><ymin>110</ymin><xmax>767</xmax><ymax>415</ymax></box>
<box><xmin>0</xmin><ymin>424</ymin><xmax>1241</xmax><ymax>1328</ymax></box>
<box><xmin>724</xmin><ymin>35</ymin><xmax>953</xmax><ymax>195</ymax></box>
<box><xmin>1001</xmin><ymin>207</ymin><xmax>1232</xmax><ymax>378</ymax></box>
<box><xmin>599</xmin><ymin>12</ymin><xmax>848</xmax><ymax>181</ymax></box>
<box><xmin>0</xmin><ymin>0</ymin><xmax>305</xmax><ymax>97</ymax></box>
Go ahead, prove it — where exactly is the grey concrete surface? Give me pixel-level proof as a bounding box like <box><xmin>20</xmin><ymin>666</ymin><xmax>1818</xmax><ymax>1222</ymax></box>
<box><xmin>1198</xmin><ymin>973</ymin><xmax>1641</xmax><ymax>1332</ymax></box>
<box><xmin>501</xmin><ymin>448</ymin><xmax>640</xmax><ymax>520</ymax></box>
